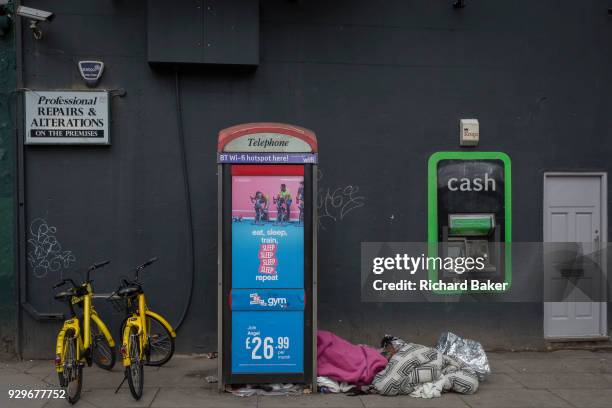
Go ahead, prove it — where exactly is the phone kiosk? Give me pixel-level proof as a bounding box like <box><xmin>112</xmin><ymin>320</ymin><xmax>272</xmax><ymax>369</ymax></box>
<box><xmin>217</xmin><ymin>123</ymin><xmax>317</xmax><ymax>391</ymax></box>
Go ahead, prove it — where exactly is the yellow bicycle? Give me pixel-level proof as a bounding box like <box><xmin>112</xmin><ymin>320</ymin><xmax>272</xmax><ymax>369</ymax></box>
<box><xmin>110</xmin><ymin>257</ymin><xmax>176</xmax><ymax>400</ymax></box>
<box><xmin>53</xmin><ymin>260</ymin><xmax>116</xmax><ymax>404</ymax></box>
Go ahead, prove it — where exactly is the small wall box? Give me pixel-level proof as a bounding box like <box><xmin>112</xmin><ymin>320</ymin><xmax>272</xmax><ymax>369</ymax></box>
<box><xmin>460</xmin><ymin>119</ymin><xmax>479</xmax><ymax>146</ymax></box>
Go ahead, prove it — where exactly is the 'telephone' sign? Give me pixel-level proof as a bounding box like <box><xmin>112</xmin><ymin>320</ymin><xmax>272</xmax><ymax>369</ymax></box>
<box><xmin>223</xmin><ymin>133</ymin><xmax>313</xmax><ymax>153</ymax></box>
<box><xmin>25</xmin><ymin>90</ymin><xmax>110</xmax><ymax>145</ymax></box>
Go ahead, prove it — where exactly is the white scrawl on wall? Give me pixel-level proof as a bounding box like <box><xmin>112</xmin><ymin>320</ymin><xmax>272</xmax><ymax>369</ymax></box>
<box><xmin>27</xmin><ymin>218</ymin><xmax>76</xmax><ymax>278</ymax></box>
<box><xmin>317</xmin><ymin>169</ymin><xmax>365</xmax><ymax>229</ymax></box>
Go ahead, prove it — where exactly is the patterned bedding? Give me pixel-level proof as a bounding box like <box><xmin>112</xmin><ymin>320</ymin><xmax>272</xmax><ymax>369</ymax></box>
<box><xmin>371</xmin><ymin>342</ymin><xmax>479</xmax><ymax>397</ymax></box>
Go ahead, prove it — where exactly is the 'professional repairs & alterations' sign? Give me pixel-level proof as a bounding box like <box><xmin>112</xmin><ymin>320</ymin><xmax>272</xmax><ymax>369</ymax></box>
<box><xmin>25</xmin><ymin>90</ymin><xmax>110</xmax><ymax>145</ymax></box>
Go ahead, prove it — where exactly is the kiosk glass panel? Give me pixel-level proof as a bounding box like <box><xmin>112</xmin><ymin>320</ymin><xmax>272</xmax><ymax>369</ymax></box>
<box><xmin>231</xmin><ymin>175</ymin><xmax>305</xmax><ymax>288</ymax></box>
<box><xmin>230</xmin><ymin>173</ymin><xmax>306</xmax><ymax>374</ymax></box>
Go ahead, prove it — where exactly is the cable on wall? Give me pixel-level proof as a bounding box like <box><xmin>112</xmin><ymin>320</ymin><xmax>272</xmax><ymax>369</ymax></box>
<box><xmin>172</xmin><ymin>68</ymin><xmax>196</xmax><ymax>332</ymax></box>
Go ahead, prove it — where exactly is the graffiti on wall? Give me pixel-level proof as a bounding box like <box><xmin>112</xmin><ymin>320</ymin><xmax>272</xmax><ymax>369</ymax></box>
<box><xmin>317</xmin><ymin>170</ymin><xmax>365</xmax><ymax>229</ymax></box>
<box><xmin>27</xmin><ymin>218</ymin><xmax>76</xmax><ymax>278</ymax></box>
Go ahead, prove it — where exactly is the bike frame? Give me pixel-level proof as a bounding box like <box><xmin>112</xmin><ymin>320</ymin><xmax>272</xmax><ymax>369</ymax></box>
<box><xmin>121</xmin><ymin>293</ymin><xmax>176</xmax><ymax>366</ymax></box>
<box><xmin>55</xmin><ymin>285</ymin><xmax>115</xmax><ymax>373</ymax></box>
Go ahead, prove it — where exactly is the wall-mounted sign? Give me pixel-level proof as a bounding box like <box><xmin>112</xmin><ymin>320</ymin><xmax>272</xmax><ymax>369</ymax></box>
<box><xmin>459</xmin><ymin>118</ymin><xmax>479</xmax><ymax>146</ymax></box>
<box><xmin>78</xmin><ymin>60</ymin><xmax>104</xmax><ymax>87</ymax></box>
<box><xmin>223</xmin><ymin>133</ymin><xmax>313</xmax><ymax>153</ymax></box>
<box><xmin>24</xmin><ymin>90</ymin><xmax>110</xmax><ymax>145</ymax></box>
<box><xmin>217</xmin><ymin>152</ymin><xmax>317</xmax><ymax>164</ymax></box>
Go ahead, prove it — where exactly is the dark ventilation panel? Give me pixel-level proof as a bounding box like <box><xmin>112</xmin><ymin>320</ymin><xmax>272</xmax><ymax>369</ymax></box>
<box><xmin>147</xmin><ymin>0</ymin><xmax>259</xmax><ymax>66</ymax></box>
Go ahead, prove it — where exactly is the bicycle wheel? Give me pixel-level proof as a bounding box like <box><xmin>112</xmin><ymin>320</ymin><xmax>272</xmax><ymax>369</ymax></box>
<box><xmin>91</xmin><ymin>323</ymin><xmax>116</xmax><ymax>370</ymax></box>
<box><xmin>121</xmin><ymin>315</ymin><xmax>175</xmax><ymax>366</ymax></box>
<box><xmin>145</xmin><ymin>315</ymin><xmax>175</xmax><ymax>366</ymax></box>
<box><xmin>126</xmin><ymin>327</ymin><xmax>144</xmax><ymax>400</ymax></box>
<box><xmin>58</xmin><ymin>331</ymin><xmax>83</xmax><ymax>404</ymax></box>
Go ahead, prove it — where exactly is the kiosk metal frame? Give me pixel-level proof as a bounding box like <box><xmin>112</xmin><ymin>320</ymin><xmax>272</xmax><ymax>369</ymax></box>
<box><xmin>217</xmin><ymin>123</ymin><xmax>318</xmax><ymax>391</ymax></box>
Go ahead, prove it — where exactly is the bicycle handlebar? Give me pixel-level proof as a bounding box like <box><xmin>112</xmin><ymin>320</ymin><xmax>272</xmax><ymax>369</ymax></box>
<box><xmin>130</xmin><ymin>256</ymin><xmax>158</xmax><ymax>282</ymax></box>
<box><xmin>85</xmin><ymin>259</ymin><xmax>110</xmax><ymax>283</ymax></box>
<box><xmin>135</xmin><ymin>257</ymin><xmax>158</xmax><ymax>271</ymax></box>
<box><xmin>90</xmin><ymin>260</ymin><xmax>110</xmax><ymax>270</ymax></box>
<box><xmin>52</xmin><ymin>260</ymin><xmax>109</xmax><ymax>291</ymax></box>
<box><xmin>52</xmin><ymin>278</ymin><xmax>78</xmax><ymax>289</ymax></box>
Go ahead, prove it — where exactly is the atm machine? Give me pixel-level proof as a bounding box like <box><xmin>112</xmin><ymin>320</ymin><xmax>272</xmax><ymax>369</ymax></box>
<box><xmin>428</xmin><ymin>152</ymin><xmax>511</xmax><ymax>292</ymax></box>
<box><xmin>217</xmin><ymin>123</ymin><xmax>317</xmax><ymax>391</ymax></box>
<box><xmin>443</xmin><ymin>213</ymin><xmax>501</xmax><ymax>275</ymax></box>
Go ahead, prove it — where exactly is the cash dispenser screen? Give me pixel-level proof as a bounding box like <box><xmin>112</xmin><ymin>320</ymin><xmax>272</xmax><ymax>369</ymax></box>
<box><xmin>437</xmin><ymin>159</ymin><xmax>506</xmax><ymax>278</ymax></box>
<box><xmin>231</xmin><ymin>174</ymin><xmax>305</xmax><ymax>374</ymax></box>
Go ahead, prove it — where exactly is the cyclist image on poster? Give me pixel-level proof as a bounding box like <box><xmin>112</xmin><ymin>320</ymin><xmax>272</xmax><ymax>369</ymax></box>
<box><xmin>231</xmin><ymin>175</ymin><xmax>304</xmax><ymax>289</ymax></box>
<box><xmin>249</xmin><ymin>191</ymin><xmax>268</xmax><ymax>224</ymax></box>
<box><xmin>274</xmin><ymin>183</ymin><xmax>292</xmax><ymax>224</ymax></box>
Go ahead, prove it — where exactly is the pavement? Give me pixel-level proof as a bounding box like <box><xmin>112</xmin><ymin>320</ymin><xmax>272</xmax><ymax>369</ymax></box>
<box><xmin>1</xmin><ymin>351</ymin><xmax>612</xmax><ymax>408</ymax></box>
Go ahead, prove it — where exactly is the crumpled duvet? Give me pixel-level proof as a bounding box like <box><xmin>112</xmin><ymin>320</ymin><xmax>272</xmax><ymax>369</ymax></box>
<box><xmin>317</xmin><ymin>330</ymin><xmax>388</xmax><ymax>385</ymax></box>
<box><xmin>372</xmin><ymin>341</ymin><xmax>479</xmax><ymax>398</ymax></box>
<box><xmin>316</xmin><ymin>376</ymin><xmax>354</xmax><ymax>393</ymax></box>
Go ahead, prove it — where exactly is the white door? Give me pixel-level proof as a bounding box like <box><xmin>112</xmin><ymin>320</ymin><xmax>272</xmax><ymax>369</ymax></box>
<box><xmin>543</xmin><ymin>174</ymin><xmax>608</xmax><ymax>339</ymax></box>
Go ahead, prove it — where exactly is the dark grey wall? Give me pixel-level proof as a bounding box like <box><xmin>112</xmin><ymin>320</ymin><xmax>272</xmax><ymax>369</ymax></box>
<box><xmin>18</xmin><ymin>0</ymin><xmax>612</xmax><ymax>357</ymax></box>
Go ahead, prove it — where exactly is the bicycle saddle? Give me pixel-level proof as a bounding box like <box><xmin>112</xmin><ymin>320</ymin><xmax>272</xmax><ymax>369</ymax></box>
<box><xmin>54</xmin><ymin>291</ymin><xmax>73</xmax><ymax>302</ymax></box>
<box><xmin>117</xmin><ymin>285</ymin><xmax>140</xmax><ymax>297</ymax></box>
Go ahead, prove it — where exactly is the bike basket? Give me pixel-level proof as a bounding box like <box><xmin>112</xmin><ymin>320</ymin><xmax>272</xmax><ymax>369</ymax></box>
<box><xmin>107</xmin><ymin>294</ymin><xmax>130</xmax><ymax>314</ymax></box>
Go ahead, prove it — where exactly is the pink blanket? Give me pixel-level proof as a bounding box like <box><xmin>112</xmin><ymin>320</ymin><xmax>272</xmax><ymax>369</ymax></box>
<box><xmin>317</xmin><ymin>330</ymin><xmax>388</xmax><ymax>385</ymax></box>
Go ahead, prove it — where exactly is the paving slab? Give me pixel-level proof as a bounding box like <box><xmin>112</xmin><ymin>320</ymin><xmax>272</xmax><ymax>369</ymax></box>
<box><xmin>155</xmin><ymin>355</ymin><xmax>217</xmax><ymax>372</ymax></box>
<box><xmin>259</xmin><ymin>393</ymin><xmax>360</xmax><ymax>408</ymax></box>
<box><xmin>22</xmin><ymin>361</ymin><xmax>55</xmax><ymax>374</ymax></box>
<box><xmin>34</xmin><ymin>363</ymin><xmax>126</xmax><ymax>391</ymax></box>
<box><xmin>65</xmin><ymin>367</ymin><xmax>126</xmax><ymax>391</ymax></box>
<box><xmin>151</xmin><ymin>387</ymin><xmax>258</xmax><ymax>408</ymax></box>
<box><xmin>138</xmin><ymin>365</ymin><xmax>214</xmax><ymax>388</ymax></box>
<box><xmin>42</xmin><ymin>396</ymin><xmax>98</xmax><ymax>408</ymax></box>
<box><xmin>80</xmin><ymin>387</ymin><xmax>160</xmax><ymax>408</ymax></box>
<box><xmin>503</xmin><ymin>357</ymin><xmax>610</xmax><ymax>373</ymax></box>
<box><xmin>459</xmin><ymin>388</ymin><xmax>572</xmax><ymax>408</ymax></box>
<box><xmin>360</xmin><ymin>393</ymin><xmax>469</xmax><ymax>408</ymax></box>
<box><xmin>0</xmin><ymin>372</ymin><xmax>51</xmax><ymax>388</ymax></box>
<box><xmin>488</xmin><ymin>360</ymin><xmax>519</xmax><ymax>374</ymax></box>
<box><xmin>550</xmin><ymin>389</ymin><xmax>612</xmax><ymax>408</ymax></box>
<box><xmin>2</xmin><ymin>360</ymin><xmax>40</xmax><ymax>373</ymax></box>
<box><xmin>2</xmin><ymin>397</ymin><xmax>49</xmax><ymax>408</ymax></box>
<box><xmin>3</xmin><ymin>352</ymin><xmax>612</xmax><ymax>408</ymax></box>
<box><xmin>492</xmin><ymin>350</ymin><xmax>608</xmax><ymax>360</ymax></box>
<box><xmin>481</xmin><ymin>373</ymin><xmax>523</xmax><ymax>389</ymax></box>
<box><xmin>36</xmin><ymin>362</ymin><xmax>197</xmax><ymax>391</ymax></box>
<box><xmin>0</xmin><ymin>374</ymin><xmax>56</xmax><ymax>408</ymax></box>
<box><xmin>509</xmin><ymin>372</ymin><xmax>611</xmax><ymax>389</ymax></box>
<box><xmin>22</xmin><ymin>361</ymin><xmax>57</xmax><ymax>381</ymax></box>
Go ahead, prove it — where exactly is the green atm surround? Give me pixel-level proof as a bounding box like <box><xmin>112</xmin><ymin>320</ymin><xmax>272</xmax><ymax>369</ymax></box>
<box><xmin>427</xmin><ymin>151</ymin><xmax>512</xmax><ymax>294</ymax></box>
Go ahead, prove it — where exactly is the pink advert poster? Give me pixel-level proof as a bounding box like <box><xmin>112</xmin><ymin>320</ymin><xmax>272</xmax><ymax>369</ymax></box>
<box><xmin>232</xmin><ymin>176</ymin><xmax>303</xmax><ymax>222</ymax></box>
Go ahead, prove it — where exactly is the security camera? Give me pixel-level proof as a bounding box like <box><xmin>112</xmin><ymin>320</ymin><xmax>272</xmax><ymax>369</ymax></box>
<box><xmin>15</xmin><ymin>6</ymin><xmax>54</xmax><ymax>40</ymax></box>
<box><xmin>16</xmin><ymin>6</ymin><xmax>54</xmax><ymax>22</ymax></box>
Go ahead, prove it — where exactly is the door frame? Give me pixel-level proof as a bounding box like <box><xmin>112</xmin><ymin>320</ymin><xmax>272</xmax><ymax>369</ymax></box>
<box><xmin>543</xmin><ymin>172</ymin><xmax>608</xmax><ymax>340</ymax></box>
